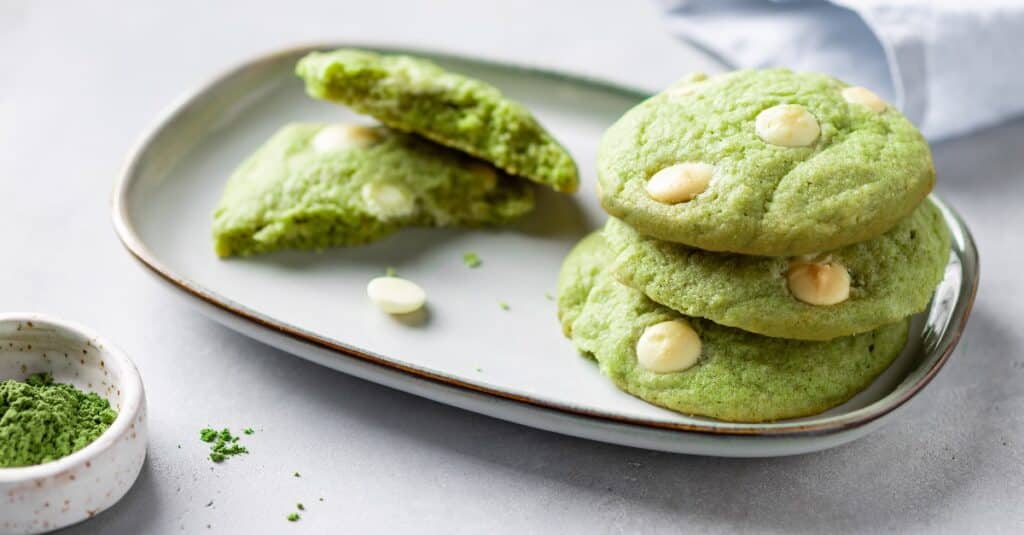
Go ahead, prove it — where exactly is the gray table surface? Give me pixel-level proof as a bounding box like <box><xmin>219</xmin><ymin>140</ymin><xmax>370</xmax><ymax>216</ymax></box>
<box><xmin>2</xmin><ymin>1</ymin><xmax>1021</xmax><ymax>533</ymax></box>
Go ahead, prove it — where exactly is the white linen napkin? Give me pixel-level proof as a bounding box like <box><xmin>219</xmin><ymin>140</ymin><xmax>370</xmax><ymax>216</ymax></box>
<box><xmin>660</xmin><ymin>0</ymin><xmax>1024</xmax><ymax>140</ymax></box>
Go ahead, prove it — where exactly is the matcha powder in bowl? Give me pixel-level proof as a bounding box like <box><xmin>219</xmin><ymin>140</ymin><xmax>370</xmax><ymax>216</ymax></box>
<box><xmin>0</xmin><ymin>372</ymin><xmax>118</xmax><ymax>467</ymax></box>
<box><xmin>0</xmin><ymin>314</ymin><xmax>148</xmax><ymax>534</ymax></box>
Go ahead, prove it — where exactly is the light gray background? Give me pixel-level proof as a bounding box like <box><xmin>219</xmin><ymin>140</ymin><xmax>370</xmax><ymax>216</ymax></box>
<box><xmin>1</xmin><ymin>1</ymin><xmax>1021</xmax><ymax>533</ymax></box>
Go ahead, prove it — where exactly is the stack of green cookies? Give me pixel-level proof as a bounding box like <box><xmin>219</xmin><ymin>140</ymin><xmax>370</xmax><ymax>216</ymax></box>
<box><xmin>558</xmin><ymin>69</ymin><xmax>951</xmax><ymax>422</ymax></box>
<box><xmin>213</xmin><ymin>48</ymin><xmax>578</xmax><ymax>257</ymax></box>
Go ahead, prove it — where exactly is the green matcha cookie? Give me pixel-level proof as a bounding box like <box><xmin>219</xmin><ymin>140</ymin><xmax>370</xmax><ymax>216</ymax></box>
<box><xmin>604</xmin><ymin>200</ymin><xmax>950</xmax><ymax>340</ymax></box>
<box><xmin>296</xmin><ymin>49</ymin><xmax>579</xmax><ymax>193</ymax></box>
<box><xmin>556</xmin><ymin>232</ymin><xmax>612</xmax><ymax>337</ymax></box>
<box><xmin>557</xmin><ymin>234</ymin><xmax>910</xmax><ymax>422</ymax></box>
<box><xmin>213</xmin><ymin>123</ymin><xmax>533</xmax><ymax>257</ymax></box>
<box><xmin>597</xmin><ymin>68</ymin><xmax>935</xmax><ymax>256</ymax></box>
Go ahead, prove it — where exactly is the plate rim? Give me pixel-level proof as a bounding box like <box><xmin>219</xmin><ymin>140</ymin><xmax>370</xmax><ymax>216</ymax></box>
<box><xmin>109</xmin><ymin>42</ymin><xmax>980</xmax><ymax>439</ymax></box>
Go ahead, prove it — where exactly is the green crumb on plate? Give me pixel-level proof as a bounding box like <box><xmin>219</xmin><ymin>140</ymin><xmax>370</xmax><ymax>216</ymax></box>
<box><xmin>544</xmin><ymin>292</ymin><xmax>554</xmax><ymax>301</ymax></box>
<box><xmin>498</xmin><ymin>301</ymin><xmax>510</xmax><ymax>311</ymax></box>
<box><xmin>287</xmin><ymin>513</ymin><xmax>300</xmax><ymax>522</ymax></box>
<box><xmin>462</xmin><ymin>252</ymin><xmax>482</xmax><ymax>268</ymax></box>
<box><xmin>293</xmin><ymin>471</ymin><xmax>301</xmax><ymax>478</ymax></box>
<box><xmin>243</xmin><ymin>428</ymin><xmax>254</xmax><ymax>435</ymax></box>
<box><xmin>297</xmin><ymin>503</ymin><xmax>305</xmax><ymax>511</ymax></box>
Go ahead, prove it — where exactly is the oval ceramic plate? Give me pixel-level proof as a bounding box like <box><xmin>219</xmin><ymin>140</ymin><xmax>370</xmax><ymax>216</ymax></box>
<box><xmin>111</xmin><ymin>44</ymin><xmax>978</xmax><ymax>457</ymax></box>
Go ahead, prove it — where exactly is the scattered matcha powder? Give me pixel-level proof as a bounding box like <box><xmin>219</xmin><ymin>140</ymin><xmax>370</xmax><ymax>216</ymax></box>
<box><xmin>199</xmin><ymin>427</ymin><xmax>249</xmax><ymax>463</ymax></box>
<box><xmin>287</xmin><ymin>513</ymin><xmax>300</xmax><ymax>522</ymax></box>
<box><xmin>544</xmin><ymin>292</ymin><xmax>554</xmax><ymax>301</ymax></box>
<box><xmin>462</xmin><ymin>252</ymin><xmax>482</xmax><ymax>268</ymax></box>
<box><xmin>0</xmin><ymin>372</ymin><xmax>117</xmax><ymax>467</ymax></box>
<box><xmin>243</xmin><ymin>428</ymin><xmax>255</xmax><ymax>435</ymax></box>
<box><xmin>385</xmin><ymin>266</ymin><xmax>397</xmax><ymax>277</ymax></box>
<box><xmin>297</xmin><ymin>503</ymin><xmax>305</xmax><ymax>511</ymax></box>
<box><xmin>293</xmin><ymin>471</ymin><xmax>301</xmax><ymax>477</ymax></box>
<box><xmin>498</xmin><ymin>301</ymin><xmax>510</xmax><ymax>311</ymax></box>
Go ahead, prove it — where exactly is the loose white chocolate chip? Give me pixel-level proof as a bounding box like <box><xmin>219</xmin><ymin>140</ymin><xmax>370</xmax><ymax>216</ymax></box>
<box><xmin>311</xmin><ymin>124</ymin><xmax>378</xmax><ymax>152</ymax></box>
<box><xmin>755</xmin><ymin>104</ymin><xmax>820</xmax><ymax>147</ymax></box>
<box><xmin>787</xmin><ymin>259</ymin><xmax>851</xmax><ymax>306</ymax></box>
<box><xmin>636</xmin><ymin>320</ymin><xmax>702</xmax><ymax>373</ymax></box>
<box><xmin>841</xmin><ymin>86</ymin><xmax>887</xmax><ymax>112</ymax></box>
<box><xmin>361</xmin><ymin>182</ymin><xmax>416</xmax><ymax>220</ymax></box>
<box><xmin>645</xmin><ymin>162</ymin><xmax>714</xmax><ymax>204</ymax></box>
<box><xmin>367</xmin><ymin>276</ymin><xmax>426</xmax><ymax>314</ymax></box>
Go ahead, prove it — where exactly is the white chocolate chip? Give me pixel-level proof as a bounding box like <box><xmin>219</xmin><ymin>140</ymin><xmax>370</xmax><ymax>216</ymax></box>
<box><xmin>667</xmin><ymin>84</ymin><xmax>702</xmax><ymax>98</ymax></box>
<box><xmin>787</xmin><ymin>259</ymin><xmax>851</xmax><ymax>306</ymax></box>
<box><xmin>311</xmin><ymin>124</ymin><xmax>378</xmax><ymax>152</ymax></box>
<box><xmin>646</xmin><ymin>163</ymin><xmax>714</xmax><ymax>204</ymax></box>
<box><xmin>841</xmin><ymin>86</ymin><xmax>887</xmax><ymax>113</ymax></box>
<box><xmin>367</xmin><ymin>276</ymin><xmax>426</xmax><ymax>314</ymax></box>
<box><xmin>755</xmin><ymin>104</ymin><xmax>820</xmax><ymax>147</ymax></box>
<box><xmin>361</xmin><ymin>182</ymin><xmax>416</xmax><ymax>220</ymax></box>
<box><xmin>666</xmin><ymin>73</ymin><xmax>709</xmax><ymax>97</ymax></box>
<box><xmin>636</xmin><ymin>320</ymin><xmax>702</xmax><ymax>373</ymax></box>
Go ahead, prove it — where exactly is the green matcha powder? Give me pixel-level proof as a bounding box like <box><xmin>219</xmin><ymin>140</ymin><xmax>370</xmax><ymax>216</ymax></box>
<box><xmin>0</xmin><ymin>373</ymin><xmax>117</xmax><ymax>468</ymax></box>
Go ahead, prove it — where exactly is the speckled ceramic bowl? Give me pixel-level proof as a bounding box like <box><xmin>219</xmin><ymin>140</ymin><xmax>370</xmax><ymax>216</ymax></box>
<box><xmin>0</xmin><ymin>314</ymin><xmax>147</xmax><ymax>534</ymax></box>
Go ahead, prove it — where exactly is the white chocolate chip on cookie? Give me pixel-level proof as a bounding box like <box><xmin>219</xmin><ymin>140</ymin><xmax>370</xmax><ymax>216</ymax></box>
<box><xmin>361</xmin><ymin>182</ymin><xmax>416</xmax><ymax>220</ymax></box>
<box><xmin>755</xmin><ymin>104</ymin><xmax>820</xmax><ymax>147</ymax></box>
<box><xmin>668</xmin><ymin>85</ymin><xmax>699</xmax><ymax>97</ymax></box>
<box><xmin>367</xmin><ymin>276</ymin><xmax>426</xmax><ymax>314</ymax></box>
<box><xmin>636</xmin><ymin>320</ymin><xmax>702</xmax><ymax>373</ymax></box>
<box><xmin>787</xmin><ymin>259</ymin><xmax>851</xmax><ymax>306</ymax></box>
<box><xmin>841</xmin><ymin>86</ymin><xmax>887</xmax><ymax>112</ymax></box>
<box><xmin>312</xmin><ymin>124</ymin><xmax>379</xmax><ymax>152</ymax></box>
<box><xmin>666</xmin><ymin>72</ymin><xmax>709</xmax><ymax>97</ymax></box>
<box><xmin>646</xmin><ymin>163</ymin><xmax>714</xmax><ymax>204</ymax></box>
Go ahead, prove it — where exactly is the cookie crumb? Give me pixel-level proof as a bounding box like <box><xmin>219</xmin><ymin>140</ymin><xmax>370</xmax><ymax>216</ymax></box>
<box><xmin>462</xmin><ymin>252</ymin><xmax>482</xmax><ymax>268</ymax></box>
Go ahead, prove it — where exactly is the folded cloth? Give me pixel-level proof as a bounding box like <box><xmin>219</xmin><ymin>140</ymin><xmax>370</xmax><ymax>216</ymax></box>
<box><xmin>660</xmin><ymin>0</ymin><xmax>1024</xmax><ymax>140</ymax></box>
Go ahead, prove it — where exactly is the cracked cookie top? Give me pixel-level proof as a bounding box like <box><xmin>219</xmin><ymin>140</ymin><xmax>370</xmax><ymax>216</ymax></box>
<box><xmin>296</xmin><ymin>49</ymin><xmax>579</xmax><ymax>193</ymax></box>
<box><xmin>556</xmin><ymin>231</ymin><xmax>911</xmax><ymax>422</ymax></box>
<box><xmin>596</xmin><ymin>69</ymin><xmax>934</xmax><ymax>256</ymax></box>
<box><xmin>603</xmin><ymin>200</ymin><xmax>950</xmax><ymax>341</ymax></box>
